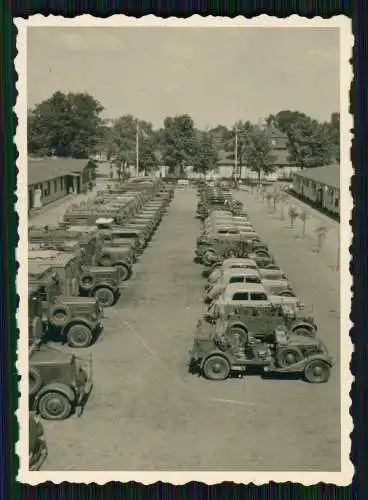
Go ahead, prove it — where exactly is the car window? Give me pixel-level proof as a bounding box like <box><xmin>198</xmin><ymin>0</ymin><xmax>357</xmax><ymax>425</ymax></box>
<box><xmin>232</xmin><ymin>292</ymin><xmax>248</xmax><ymax>301</ymax></box>
<box><xmin>250</xmin><ymin>292</ymin><xmax>268</xmax><ymax>301</ymax></box>
<box><xmin>229</xmin><ymin>276</ymin><xmax>244</xmax><ymax>284</ymax></box>
<box><xmin>246</xmin><ymin>276</ymin><xmax>261</xmax><ymax>284</ymax></box>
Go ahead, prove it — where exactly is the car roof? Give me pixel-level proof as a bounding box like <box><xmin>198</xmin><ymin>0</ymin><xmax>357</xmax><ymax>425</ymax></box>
<box><xmin>28</xmin><ymin>249</ymin><xmax>76</xmax><ymax>264</ymax></box>
<box><xmin>222</xmin><ymin>268</ymin><xmax>260</xmax><ymax>278</ymax></box>
<box><xmin>96</xmin><ymin>217</ymin><xmax>114</xmax><ymax>224</ymax></box>
<box><xmin>223</xmin><ymin>258</ymin><xmax>257</xmax><ymax>266</ymax></box>
<box><xmin>223</xmin><ymin>282</ymin><xmax>267</xmax><ymax>295</ymax></box>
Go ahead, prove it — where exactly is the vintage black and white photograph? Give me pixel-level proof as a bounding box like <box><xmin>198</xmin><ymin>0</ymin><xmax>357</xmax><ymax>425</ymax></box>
<box><xmin>15</xmin><ymin>15</ymin><xmax>353</xmax><ymax>484</ymax></box>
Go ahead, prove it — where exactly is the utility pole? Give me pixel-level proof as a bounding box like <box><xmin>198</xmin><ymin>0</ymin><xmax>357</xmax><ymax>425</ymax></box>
<box><xmin>136</xmin><ymin>119</ymin><xmax>139</xmax><ymax>177</ymax></box>
<box><xmin>234</xmin><ymin>123</ymin><xmax>238</xmax><ymax>184</ymax></box>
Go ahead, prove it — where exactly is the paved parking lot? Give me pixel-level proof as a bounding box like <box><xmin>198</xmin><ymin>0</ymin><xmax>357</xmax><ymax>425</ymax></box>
<box><xmin>41</xmin><ymin>187</ymin><xmax>341</xmax><ymax>472</ymax></box>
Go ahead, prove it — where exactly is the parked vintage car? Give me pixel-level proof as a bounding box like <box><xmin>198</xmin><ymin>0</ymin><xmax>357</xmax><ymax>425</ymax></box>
<box><xmin>197</xmin><ymin>300</ymin><xmax>317</xmax><ymax>345</ymax></box>
<box><xmin>204</xmin><ymin>268</ymin><xmax>294</xmax><ymax>304</ymax></box>
<box><xmin>29</xmin><ymin>412</ymin><xmax>48</xmax><ymax>470</ymax></box>
<box><xmin>195</xmin><ymin>234</ymin><xmax>270</xmax><ymax>266</ymax></box>
<box><xmin>206</xmin><ymin>258</ymin><xmax>261</xmax><ymax>285</ymax></box>
<box><xmin>205</xmin><ymin>283</ymin><xmax>304</xmax><ymax>323</ymax></box>
<box><xmin>28</xmin><ymin>235</ymin><xmax>122</xmax><ymax>307</ymax></box>
<box><xmin>29</xmin><ymin>345</ymin><xmax>93</xmax><ymax>419</ymax></box>
<box><xmin>28</xmin><ymin>261</ymin><xmax>103</xmax><ymax>348</ymax></box>
<box><xmin>189</xmin><ymin>324</ymin><xmax>333</xmax><ymax>383</ymax></box>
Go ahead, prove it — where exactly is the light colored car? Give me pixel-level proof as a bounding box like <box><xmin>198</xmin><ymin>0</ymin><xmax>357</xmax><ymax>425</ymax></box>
<box><xmin>207</xmin><ymin>258</ymin><xmax>259</xmax><ymax>284</ymax></box>
<box><xmin>205</xmin><ymin>268</ymin><xmax>294</xmax><ymax>303</ymax></box>
<box><xmin>207</xmin><ymin>283</ymin><xmax>303</xmax><ymax>318</ymax></box>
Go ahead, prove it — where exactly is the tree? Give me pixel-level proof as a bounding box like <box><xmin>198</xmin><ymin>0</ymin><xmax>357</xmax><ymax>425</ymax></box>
<box><xmin>326</xmin><ymin>112</ymin><xmax>340</xmax><ymax>163</ymax></box>
<box><xmin>241</xmin><ymin>125</ymin><xmax>275</xmax><ymax>183</ymax></box>
<box><xmin>28</xmin><ymin>91</ymin><xmax>104</xmax><ymax>158</ymax></box>
<box><xmin>160</xmin><ymin>114</ymin><xmax>197</xmax><ymax>174</ymax></box>
<box><xmin>267</xmin><ymin>110</ymin><xmax>308</xmax><ymax>135</ymax></box>
<box><xmin>287</xmin><ymin>116</ymin><xmax>335</xmax><ymax>169</ymax></box>
<box><xmin>192</xmin><ymin>131</ymin><xmax>219</xmax><ymax>175</ymax></box>
<box><xmin>107</xmin><ymin>114</ymin><xmax>137</xmax><ymax>170</ymax></box>
<box><xmin>268</xmin><ymin>110</ymin><xmax>338</xmax><ymax>169</ymax></box>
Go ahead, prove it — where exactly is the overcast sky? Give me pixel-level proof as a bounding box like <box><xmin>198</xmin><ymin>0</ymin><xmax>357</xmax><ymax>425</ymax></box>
<box><xmin>27</xmin><ymin>27</ymin><xmax>340</xmax><ymax>129</ymax></box>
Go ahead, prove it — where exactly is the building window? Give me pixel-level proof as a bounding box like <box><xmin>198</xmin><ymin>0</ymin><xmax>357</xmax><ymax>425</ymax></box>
<box><xmin>53</xmin><ymin>180</ymin><xmax>57</xmax><ymax>192</ymax></box>
<box><xmin>335</xmin><ymin>197</ymin><xmax>339</xmax><ymax>208</ymax></box>
<box><xmin>271</xmin><ymin>139</ymin><xmax>277</xmax><ymax>147</ymax></box>
<box><xmin>60</xmin><ymin>177</ymin><xmax>64</xmax><ymax>189</ymax></box>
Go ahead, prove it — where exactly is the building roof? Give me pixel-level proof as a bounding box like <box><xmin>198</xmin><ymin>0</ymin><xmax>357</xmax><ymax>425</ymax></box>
<box><xmin>267</xmin><ymin>148</ymin><xmax>295</xmax><ymax>166</ymax></box>
<box><xmin>28</xmin><ymin>157</ymin><xmax>95</xmax><ymax>186</ymax></box>
<box><xmin>265</xmin><ymin>125</ymin><xmax>288</xmax><ymax>139</ymax></box>
<box><xmin>294</xmin><ymin>164</ymin><xmax>340</xmax><ymax>189</ymax></box>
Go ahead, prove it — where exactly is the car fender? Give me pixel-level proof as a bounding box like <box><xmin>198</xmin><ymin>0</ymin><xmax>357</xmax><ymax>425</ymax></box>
<box><xmin>113</xmin><ymin>260</ymin><xmax>131</xmax><ymax>269</ymax></box>
<box><xmin>226</xmin><ymin>321</ymin><xmax>248</xmax><ymax>333</ymax></box>
<box><xmin>275</xmin><ymin>354</ymin><xmax>334</xmax><ymax>373</ymax></box>
<box><xmin>61</xmin><ymin>318</ymin><xmax>95</xmax><ymax>336</ymax></box>
<box><xmin>35</xmin><ymin>382</ymin><xmax>77</xmax><ymax>407</ymax></box>
<box><xmin>291</xmin><ymin>321</ymin><xmax>316</xmax><ymax>333</ymax></box>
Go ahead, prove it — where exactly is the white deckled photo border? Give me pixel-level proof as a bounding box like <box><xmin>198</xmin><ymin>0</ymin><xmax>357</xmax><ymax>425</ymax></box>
<box><xmin>14</xmin><ymin>14</ymin><xmax>354</xmax><ymax>486</ymax></box>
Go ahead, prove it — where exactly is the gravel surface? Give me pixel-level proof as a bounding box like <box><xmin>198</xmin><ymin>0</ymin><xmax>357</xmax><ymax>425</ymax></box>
<box><xmin>40</xmin><ymin>187</ymin><xmax>341</xmax><ymax>472</ymax></box>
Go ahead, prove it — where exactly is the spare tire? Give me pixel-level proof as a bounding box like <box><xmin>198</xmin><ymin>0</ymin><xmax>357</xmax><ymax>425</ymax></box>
<box><xmin>48</xmin><ymin>303</ymin><xmax>72</xmax><ymax>327</ymax></box>
<box><xmin>29</xmin><ymin>367</ymin><xmax>42</xmax><ymax>397</ymax></box>
<box><xmin>79</xmin><ymin>273</ymin><xmax>96</xmax><ymax>291</ymax></box>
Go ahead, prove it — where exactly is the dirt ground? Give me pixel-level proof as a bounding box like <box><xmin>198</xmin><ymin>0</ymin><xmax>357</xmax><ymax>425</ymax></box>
<box><xmin>40</xmin><ymin>186</ymin><xmax>341</xmax><ymax>472</ymax></box>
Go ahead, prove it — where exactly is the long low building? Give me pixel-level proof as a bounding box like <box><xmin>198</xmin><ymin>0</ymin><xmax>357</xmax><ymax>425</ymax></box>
<box><xmin>28</xmin><ymin>157</ymin><xmax>97</xmax><ymax>210</ymax></box>
<box><xmin>292</xmin><ymin>164</ymin><xmax>340</xmax><ymax>217</ymax></box>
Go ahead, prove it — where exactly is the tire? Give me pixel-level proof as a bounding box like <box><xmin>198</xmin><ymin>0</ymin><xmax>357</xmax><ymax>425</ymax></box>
<box><xmin>71</xmin><ymin>278</ymin><xmax>79</xmax><ymax>297</ymax></box>
<box><xmin>276</xmin><ymin>347</ymin><xmax>304</xmax><ymax>368</ymax></box>
<box><xmin>114</xmin><ymin>264</ymin><xmax>132</xmax><ymax>282</ymax></box>
<box><xmin>29</xmin><ymin>367</ymin><xmax>42</xmax><ymax>397</ymax></box>
<box><xmin>304</xmin><ymin>359</ymin><xmax>331</xmax><ymax>383</ymax></box>
<box><xmin>48</xmin><ymin>304</ymin><xmax>72</xmax><ymax>328</ymax></box>
<box><xmin>80</xmin><ymin>273</ymin><xmax>96</xmax><ymax>290</ymax></box>
<box><xmin>202</xmin><ymin>355</ymin><xmax>231</xmax><ymax>381</ymax></box>
<box><xmin>227</xmin><ymin>327</ymin><xmax>248</xmax><ymax>348</ymax></box>
<box><xmin>292</xmin><ymin>326</ymin><xmax>315</xmax><ymax>338</ymax></box>
<box><xmin>66</xmin><ymin>324</ymin><xmax>93</xmax><ymax>348</ymax></box>
<box><xmin>38</xmin><ymin>391</ymin><xmax>73</xmax><ymax>420</ymax></box>
<box><xmin>94</xmin><ymin>287</ymin><xmax>115</xmax><ymax>307</ymax></box>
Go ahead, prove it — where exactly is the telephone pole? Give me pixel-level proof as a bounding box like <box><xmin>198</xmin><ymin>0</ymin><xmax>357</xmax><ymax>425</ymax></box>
<box><xmin>234</xmin><ymin>123</ymin><xmax>238</xmax><ymax>183</ymax></box>
<box><xmin>136</xmin><ymin>119</ymin><xmax>139</xmax><ymax>177</ymax></box>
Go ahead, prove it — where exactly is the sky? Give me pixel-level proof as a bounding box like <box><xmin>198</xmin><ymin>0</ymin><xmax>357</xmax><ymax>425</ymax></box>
<box><xmin>27</xmin><ymin>27</ymin><xmax>340</xmax><ymax>129</ymax></box>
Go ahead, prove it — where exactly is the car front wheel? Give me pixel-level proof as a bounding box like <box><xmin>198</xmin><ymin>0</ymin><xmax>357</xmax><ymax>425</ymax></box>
<box><xmin>202</xmin><ymin>355</ymin><xmax>231</xmax><ymax>381</ymax></box>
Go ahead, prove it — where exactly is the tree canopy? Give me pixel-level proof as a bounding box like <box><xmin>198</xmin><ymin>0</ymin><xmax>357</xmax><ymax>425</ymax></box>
<box><xmin>160</xmin><ymin>114</ymin><xmax>197</xmax><ymax>174</ymax></box>
<box><xmin>267</xmin><ymin>110</ymin><xmax>339</xmax><ymax>169</ymax></box>
<box><xmin>28</xmin><ymin>91</ymin><xmax>105</xmax><ymax>158</ymax></box>
<box><xmin>192</xmin><ymin>131</ymin><xmax>219</xmax><ymax>175</ymax></box>
<box><xmin>27</xmin><ymin>91</ymin><xmax>340</xmax><ymax>177</ymax></box>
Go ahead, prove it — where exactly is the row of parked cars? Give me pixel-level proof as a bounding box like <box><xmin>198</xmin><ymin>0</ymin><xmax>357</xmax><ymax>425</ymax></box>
<box><xmin>189</xmin><ymin>183</ymin><xmax>334</xmax><ymax>384</ymax></box>
<box><xmin>28</xmin><ymin>177</ymin><xmax>175</xmax><ymax>470</ymax></box>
